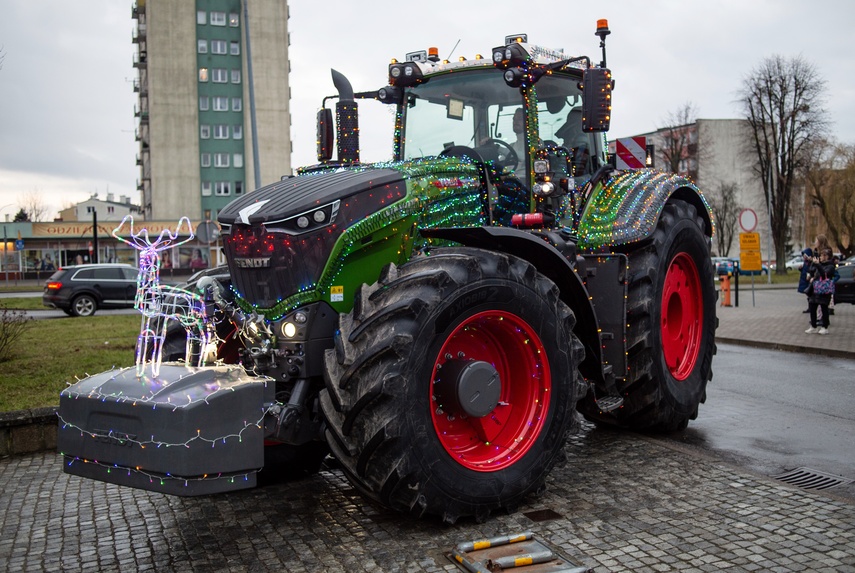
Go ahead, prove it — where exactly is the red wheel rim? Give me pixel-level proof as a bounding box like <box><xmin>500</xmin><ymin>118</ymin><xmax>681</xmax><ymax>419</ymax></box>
<box><xmin>430</xmin><ymin>310</ymin><xmax>551</xmax><ymax>472</ymax></box>
<box><xmin>661</xmin><ymin>252</ymin><xmax>703</xmax><ymax>380</ymax></box>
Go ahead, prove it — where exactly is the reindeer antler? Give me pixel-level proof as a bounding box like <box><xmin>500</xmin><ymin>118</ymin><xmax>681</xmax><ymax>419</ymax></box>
<box><xmin>112</xmin><ymin>216</ymin><xmax>196</xmax><ymax>251</ymax></box>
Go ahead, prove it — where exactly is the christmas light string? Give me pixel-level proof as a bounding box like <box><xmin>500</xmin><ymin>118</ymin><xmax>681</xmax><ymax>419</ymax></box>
<box><xmin>59</xmin><ymin>455</ymin><xmax>258</xmax><ymax>488</ymax></box>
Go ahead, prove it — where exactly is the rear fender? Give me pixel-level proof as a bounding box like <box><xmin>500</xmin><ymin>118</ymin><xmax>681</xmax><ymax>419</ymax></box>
<box><xmin>577</xmin><ymin>169</ymin><xmax>714</xmax><ymax>248</ymax></box>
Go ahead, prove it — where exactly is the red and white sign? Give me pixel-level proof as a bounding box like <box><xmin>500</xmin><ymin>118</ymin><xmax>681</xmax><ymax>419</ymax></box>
<box><xmin>615</xmin><ymin>137</ymin><xmax>647</xmax><ymax>169</ymax></box>
<box><xmin>738</xmin><ymin>208</ymin><xmax>758</xmax><ymax>232</ymax></box>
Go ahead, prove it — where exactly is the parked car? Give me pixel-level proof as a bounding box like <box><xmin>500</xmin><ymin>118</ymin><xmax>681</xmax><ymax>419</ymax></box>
<box><xmin>712</xmin><ymin>257</ymin><xmax>768</xmax><ymax>276</ymax></box>
<box><xmin>770</xmin><ymin>255</ymin><xmax>807</xmax><ymax>271</ymax></box>
<box><xmin>42</xmin><ymin>264</ymin><xmax>139</xmax><ymax>317</ymax></box>
<box><xmin>712</xmin><ymin>257</ymin><xmax>734</xmax><ymax>276</ymax></box>
<box><xmin>730</xmin><ymin>257</ymin><xmax>769</xmax><ymax>276</ymax></box>
<box><xmin>834</xmin><ymin>263</ymin><xmax>854</xmax><ymax>305</ymax></box>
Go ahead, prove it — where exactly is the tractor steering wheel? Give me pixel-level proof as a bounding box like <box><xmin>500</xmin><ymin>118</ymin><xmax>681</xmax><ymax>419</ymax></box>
<box><xmin>483</xmin><ymin>138</ymin><xmax>519</xmax><ymax>170</ymax></box>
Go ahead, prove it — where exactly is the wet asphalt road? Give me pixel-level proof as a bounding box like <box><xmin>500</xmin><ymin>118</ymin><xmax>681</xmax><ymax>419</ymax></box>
<box><xmin>664</xmin><ymin>342</ymin><xmax>855</xmax><ymax>499</ymax></box>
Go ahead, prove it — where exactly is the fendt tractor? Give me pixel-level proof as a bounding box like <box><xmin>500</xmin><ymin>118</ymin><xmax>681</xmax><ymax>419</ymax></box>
<box><xmin>59</xmin><ymin>22</ymin><xmax>717</xmax><ymax>523</ymax></box>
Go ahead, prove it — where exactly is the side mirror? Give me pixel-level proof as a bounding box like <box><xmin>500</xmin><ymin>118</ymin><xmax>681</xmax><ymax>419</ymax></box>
<box><xmin>582</xmin><ymin>67</ymin><xmax>613</xmax><ymax>132</ymax></box>
<box><xmin>316</xmin><ymin>108</ymin><xmax>334</xmax><ymax>162</ymax></box>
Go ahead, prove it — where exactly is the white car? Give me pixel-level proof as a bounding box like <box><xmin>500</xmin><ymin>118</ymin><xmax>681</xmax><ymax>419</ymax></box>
<box><xmin>785</xmin><ymin>256</ymin><xmax>807</xmax><ymax>270</ymax></box>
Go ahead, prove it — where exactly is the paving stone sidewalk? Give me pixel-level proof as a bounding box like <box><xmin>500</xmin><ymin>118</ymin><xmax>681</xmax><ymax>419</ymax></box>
<box><xmin>716</xmin><ymin>285</ymin><xmax>854</xmax><ymax>358</ymax></box>
<box><xmin>1</xmin><ymin>423</ymin><xmax>853</xmax><ymax>573</ymax></box>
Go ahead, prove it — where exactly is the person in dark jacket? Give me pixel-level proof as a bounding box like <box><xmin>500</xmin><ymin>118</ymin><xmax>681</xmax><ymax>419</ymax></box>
<box><xmin>805</xmin><ymin>247</ymin><xmax>836</xmax><ymax>335</ymax></box>
<box><xmin>797</xmin><ymin>247</ymin><xmax>814</xmax><ymax>312</ymax></box>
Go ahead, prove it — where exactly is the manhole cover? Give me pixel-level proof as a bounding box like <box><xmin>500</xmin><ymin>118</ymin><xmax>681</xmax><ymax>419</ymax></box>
<box><xmin>772</xmin><ymin>467</ymin><xmax>853</xmax><ymax>490</ymax></box>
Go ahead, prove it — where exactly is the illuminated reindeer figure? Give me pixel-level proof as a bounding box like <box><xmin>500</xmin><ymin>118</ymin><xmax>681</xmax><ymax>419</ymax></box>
<box><xmin>112</xmin><ymin>216</ymin><xmax>213</xmax><ymax>378</ymax></box>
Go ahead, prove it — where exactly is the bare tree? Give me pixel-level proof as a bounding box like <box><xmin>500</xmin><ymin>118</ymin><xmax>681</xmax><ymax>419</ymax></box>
<box><xmin>738</xmin><ymin>54</ymin><xmax>828</xmax><ymax>273</ymax></box>
<box><xmin>19</xmin><ymin>190</ymin><xmax>50</xmax><ymax>222</ymax></box>
<box><xmin>803</xmin><ymin>139</ymin><xmax>855</xmax><ymax>259</ymax></box>
<box><xmin>657</xmin><ymin>102</ymin><xmax>699</xmax><ymax>178</ymax></box>
<box><xmin>706</xmin><ymin>181</ymin><xmax>742</xmax><ymax>257</ymax></box>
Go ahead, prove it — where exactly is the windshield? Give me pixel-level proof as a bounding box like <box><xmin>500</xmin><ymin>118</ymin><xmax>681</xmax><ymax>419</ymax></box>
<box><xmin>399</xmin><ymin>69</ymin><xmax>595</xmax><ymax>174</ymax></box>
<box><xmin>401</xmin><ymin>70</ymin><xmax>523</xmax><ymax>161</ymax></box>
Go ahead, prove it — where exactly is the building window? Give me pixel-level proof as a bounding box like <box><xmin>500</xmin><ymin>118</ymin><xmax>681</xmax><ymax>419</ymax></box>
<box><xmin>107</xmin><ymin>206</ymin><xmax>115</xmax><ymax>214</ymax></box>
<box><xmin>214</xmin><ymin>153</ymin><xmax>230</xmax><ymax>168</ymax></box>
<box><xmin>212</xmin><ymin>68</ymin><xmax>228</xmax><ymax>83</ymax></box>
<box><xmin>202</xmin><ymin>181</ymin><xmax>212</xmax><ymax>196</ymax></box>
<box><xmin>231</xmin><ymin>69</ymin><xmax>241</xmax><ymax>84</ymax></box>
<box><xmin>199</xmin><ymin>68</ymin><xmax>209</xmax><ymax>82</ymax></box>
<box><xmin>232</xmin><ymin>97</ymin><xmax>242</xmax><ymax>112</ymax></box>
<box><xmin>201</xmin><ymin>153</ymin><xmax>211</xmax><ymax>167</ymax></box>
<box><xmin>200</xmin><ymin>125</ymin><xmax>211</xmax><ymax>139</ymax></box>
<box><xmin>233</xmin><ymin>125</ymin><xmax>243</xmax><ymax>139</ymax></box>
<box><xmin>211</xmin><ymin>40</ymin><xmax>227</xmax><ymax>55</ymax></box>
<box><xmin>213</xmin><ymin>125</ymin><xmax>229</xmax><ymax>139</ymax></box>
<box><xmin>197</xmin><ymin>10</ymin><xmax>206</xmax><ymax>25</ymax></box>
<box><xmin>233</xmin><ymin>153</ymin><xmax>243</xmax><ymax>168</ymax></box>
<box><xmin>235</xmin><ymin>181</ymin><xmax>244</xmax><ymax>195</ymax></box>
<box><xmin>230</xmin><ymin>41</ymin><xmax>240</xmax><ymax>56</ymax></box>
<box><xmin>199</xmin><ymin>96</ymin><xmax>209</xmax><ymax>111</ymax></box>
<box><xmin>229</xmin><ymin>13</ymin><xmax>239</xmax><ymax>27</ymax></box>
<box><xmin>210</xmin><ymin>11</ymin><xmax>226</xmax><ymax>26</ymax></box>
<box><xmin>197</xmin><ymin>39</ymin><xmax>208</xmax><ymax>53</ymax></box>
<box><xmin>213</xmin><ymin>96</ymin><xmax>229</xmax><ymax>111</ymax></box>
<box><xmin>215</xmin><ymin>181</ymin><xmax>231</xmax><ymax>196</ymax></box>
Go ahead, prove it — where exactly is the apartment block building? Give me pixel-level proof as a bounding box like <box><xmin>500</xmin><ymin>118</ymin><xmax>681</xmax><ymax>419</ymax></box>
<box><xmin>133</xmin><ymin>0</ymin><xmax>292</xmax><ymax>222</ymax></box>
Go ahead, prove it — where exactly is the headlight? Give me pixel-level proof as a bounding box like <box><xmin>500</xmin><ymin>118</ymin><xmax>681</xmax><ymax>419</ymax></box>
<box><xmin>282</xmin><ymin>322</ymin><xmax>297</xmax><ymax>338</ymax></box>
<box><xmin>533</xmin><ymin>182</ymin><xmax>555</xmax><ymax>197</ymax></box>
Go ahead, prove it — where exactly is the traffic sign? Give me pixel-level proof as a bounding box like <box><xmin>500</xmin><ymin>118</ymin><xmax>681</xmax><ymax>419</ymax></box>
<box><xmin>14</xmin><ymin>239</ymin><xmax>24</xmax><ymax>251</ymax></box>
<box><xmin>738</xmin><ymin>208</ymin><xmax>758</xmax><ymax>232</ymax></box>
<box><xmin>740</xmin><ymin>251</ymin><xmax>762</xmax><ymax>272</ymax></box>
<box><xmin>739</xmin><ymin>232</ymin><xmax>760</xmax><ymax>250</ymax></box>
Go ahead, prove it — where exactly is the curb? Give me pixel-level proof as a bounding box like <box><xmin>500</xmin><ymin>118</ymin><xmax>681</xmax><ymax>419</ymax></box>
<box><xmin>715</xmin><ymin>337</ymin><xmax>855</xmax><ymax>360</ymax></box>
<box><xmin>0</xmin><ymin>406</ymin><xmax>58</xmax><ymax>457</ymax></box>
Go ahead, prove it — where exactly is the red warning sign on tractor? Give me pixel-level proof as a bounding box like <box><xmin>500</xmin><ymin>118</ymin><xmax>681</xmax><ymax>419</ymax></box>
<box><xmin>615</xmin><ymin>136</ymin><xmax>647</xmax><ymax>169</ymax></box>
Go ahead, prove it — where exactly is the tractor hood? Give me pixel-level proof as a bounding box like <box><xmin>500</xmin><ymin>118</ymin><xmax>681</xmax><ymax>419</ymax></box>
<box><xmin>217</xmin><ymin>166</ymin><xmax>411</xmax><ymax>311</ymax></box>
<box><xmin>218</xmin><ymin>167</ymin><xmax>404</xmax><ymax>228</ymax></box>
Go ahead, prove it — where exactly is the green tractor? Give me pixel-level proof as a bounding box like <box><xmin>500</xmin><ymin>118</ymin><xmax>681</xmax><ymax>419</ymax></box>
<box><xmin>59</xmin><ymin>22</ymin><xmax>716</xmax><ymax>524</ymax></box>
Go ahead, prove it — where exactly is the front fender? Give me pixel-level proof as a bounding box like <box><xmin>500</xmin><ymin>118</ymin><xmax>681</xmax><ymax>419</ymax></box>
<box><xmin>420</xmin><ymin>226</ymin><xmax>605</xmax><ymax>384</ymax></box>
<box><xmin>577</xmin><ymin>169</ymin><xmax>715</xmax><ymax>249</ymax></box>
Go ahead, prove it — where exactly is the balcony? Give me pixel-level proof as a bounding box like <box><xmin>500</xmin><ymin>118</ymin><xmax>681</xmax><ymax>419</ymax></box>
<box><xmin>132</xmin><ymin>24</ymin><xmax>147</xmax><ymax>43</ymax></box>
<box><xmin>133</xmin><ymin>51</ymin><xmax>147</xmax><ymax>68</ymax></box>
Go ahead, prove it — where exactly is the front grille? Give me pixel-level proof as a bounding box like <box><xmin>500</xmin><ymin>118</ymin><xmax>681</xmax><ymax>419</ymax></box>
<box><xmin>224</xmin><ymin>225</ymin><xmax>336</xmax><ymax>309</ymax></box>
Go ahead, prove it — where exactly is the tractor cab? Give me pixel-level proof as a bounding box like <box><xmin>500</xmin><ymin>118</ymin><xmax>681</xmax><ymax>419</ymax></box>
<box><xmin>320</xmin><ymin>27</ymin><xmax>616</xmax><ymax>223</ymax></box>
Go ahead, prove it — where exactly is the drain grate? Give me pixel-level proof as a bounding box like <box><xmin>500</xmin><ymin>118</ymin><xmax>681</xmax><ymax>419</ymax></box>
<box><xmin>772</xmin><ymin>467</ymin><xmax>854</xmax><ymax>491</ymax></box>
<box><xmin>523</xmin><ymin>508</ymin><xmax>563</xmax><ymax>522</ymax></box>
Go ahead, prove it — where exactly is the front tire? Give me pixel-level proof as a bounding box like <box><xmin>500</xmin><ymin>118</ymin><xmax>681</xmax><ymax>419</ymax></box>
<box><xmin>320</xmin><ymin>248</ymin><xmax>584</xmax><ymax>523</ymax></box>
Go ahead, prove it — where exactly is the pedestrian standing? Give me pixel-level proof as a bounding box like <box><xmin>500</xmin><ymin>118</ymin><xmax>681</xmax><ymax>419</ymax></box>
<box><xmin>797</xmin><ymin>247</ymin><xmax>813</xmax><ymax>312</ymax></box>
<box><xmin>805</xmin><ymin>247</ymin><xmax>835</xmax><ymax>335</ymax></box>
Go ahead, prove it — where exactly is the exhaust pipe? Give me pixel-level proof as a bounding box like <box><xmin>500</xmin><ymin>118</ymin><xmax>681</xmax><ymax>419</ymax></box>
<box><xmin>331</xmin><ymin>69</ymin><xmax>359</xmax><ymax>163</ymax></box>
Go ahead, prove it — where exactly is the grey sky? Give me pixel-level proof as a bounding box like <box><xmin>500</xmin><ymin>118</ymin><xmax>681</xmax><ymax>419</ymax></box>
<box><xmin>1</xmin><ymin>0</ymin><xmax>854</xmax><ymax>221</ymax></box>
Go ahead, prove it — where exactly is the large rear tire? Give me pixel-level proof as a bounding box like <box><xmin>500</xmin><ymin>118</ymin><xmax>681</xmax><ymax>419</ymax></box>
<box><xmin>320</xmin><ymin>248</ymin><xmax>584</xmax><ymax>523</ymax></box>
<box><xmin>581</xmin><ymin>199</ymin><xmax>716</xmax><ymax>431</ymax></box>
